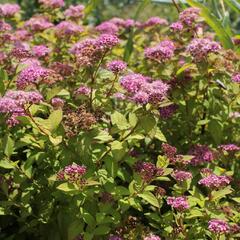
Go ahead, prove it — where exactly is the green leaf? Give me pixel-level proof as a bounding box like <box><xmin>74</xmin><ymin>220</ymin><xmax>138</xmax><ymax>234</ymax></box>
<box><xmin>94</xmin><ymin>225</ymin><xmax>110</xmax><ymax>235</ymax></box>
<box><xmin>208</xmin><ymin>119</ymin><xmax>223</xmax><ymax>144</ymax></box>
<box><xmin>157</xmin><ymin>155</ymin><xmax>169</xmax><ymax>168</ymax></box>
<box><xmin>48</xmin><ymin>109</ymin><xmax>63</xmax><ymax>131</ymax></box>
<box><xmin>0</xmin><ymin>159</ymin><xmax>17</xmax><ymax>169</ymax></box>
<box><xmin>223</xmin><ymin>0</ymin><xmax>240</xmax><ymax>13</ymax></box>
<box><xmin>111</xmin><ymin>111</ymin><xmax>130</xmax><ymax>130</ymax></box>
<box><xmin>3</xmin><ymin>134</ymin><xmax>14</xmax><ymax>157</ymax></box>
<box><xmin>81</xmin><ymin>210</ymin><xmax>96</xmax><ymax>228</ymax></box>
<box><xmin>49</xmin><ymin>135</ymin><xmax>63</xmax><ymax>146</ymax></box>
<box><xmin>0</xmin><ymin>68</ymin><xmax>7</xmax><ymax>95</ymax></box>
<box><xmin>154</xmin><ymin>128</ymin><xmax>167</xmax><ymax>142</ymax></box>
<box><xmin>139</xmin><ymin>114</ymin><xmax>156</xmax><ymax>133</ymax></box>
<box><xmin>138</xmin><ymin>191</ymin><xmax>160</xmax><ymax>208</ymax></box>
<box><xmin>187</xmin><ymin>0</ymin><xmax>234</xmax><ymax>49</ymax></box>
<box><xmin>211</xmin><ymin>186</ymin><xmax>233</xmax><ymax>201</ymax></box>
<box><xmin>176</xmin><ymin>63</ymin><xmax>195</xmax><ymax>75</ymax></box>
<box><xmin>56</xmin><ymin>182</ymin><xmax>78</xmax><ymax>193</ymax></box>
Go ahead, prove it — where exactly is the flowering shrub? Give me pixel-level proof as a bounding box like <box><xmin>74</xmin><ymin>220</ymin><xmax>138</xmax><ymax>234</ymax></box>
<box><xmin>0</xmin><ymin>1</ymin><xmax>239</xmax><ymax>240</ymax></box>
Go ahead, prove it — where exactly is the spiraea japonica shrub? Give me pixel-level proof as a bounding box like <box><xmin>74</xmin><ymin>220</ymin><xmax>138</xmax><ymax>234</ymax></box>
<box><xmin>0</xmin><ymin>1</ymin><xmax>239</xmax><ymax>240</ymax></box>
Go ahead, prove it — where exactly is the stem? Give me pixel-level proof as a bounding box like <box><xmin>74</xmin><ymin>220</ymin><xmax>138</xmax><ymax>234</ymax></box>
<box><xmin>106</xmin><ymin>74</ymin><xmax>118</xmax><ymax>97</ymax></box>
<box><xmin>172</xmin><ymin>0</ymin><xmax>181</xmax><ymax>13</ymax></box>
<box><xmin>89</xmin><ymin>51</ymin><xmax>108</xmax><ymax>110</ymax></box>
<box><xmin>25</xmin><ymin>107</ymin><xmax>49</xmax><ymax>136</ymax></box>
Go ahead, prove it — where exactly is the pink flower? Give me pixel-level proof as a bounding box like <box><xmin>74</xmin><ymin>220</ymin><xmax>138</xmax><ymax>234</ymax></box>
<box><xmin>144</xmin><ymin>234</ymin><xmax>161</xmax><ymax>240</ymax></box>
<box><xmin>159</xmin><ymin>104</ymin><xmax>178</xmax><ymax>119</ymax></box>
<box><xmin>142</xmin><ymin>17</ymin><xmax>168</xmax><ymax>28</ymax></box>
<box><xmin>145</xmin><ymin>40</ymin><xmax>175</xmax><ymax>62</ymax></box>
<box><xmin>51</xmin><ymin>97</ymin><xmax>64</xmax><ymax>109</ymax></box>
<box><xmin>25</xmin><ymin>16</ymin><xmax>54</xmax><ymax>31</ymax></box>
<box><xmin>132</xmin><ymin>91</ymin><xmax>149</xmax><ymax>104</ymax></box>
<box><xmin>179</xmin><ymin>7</ymin><xmax>200</xmax><ymax>26</ymax></box>
<box><xmin>96</xmin><ymin>34</ymin><xmax>120</xmax><ymax>50</ymax></box>
<box><xmin>95</xmin><ymin>21</ymin><xmax>119</xmax><ymax>35</ymax></box>
<box><xmin>186</xmin><ymin>38</ymin><xmax>221</xmax><ymax>62</ymax></box>
<box><xmin>134</xmin><ymin>161</ymin><xmax>163</xmax><ymax>182</ymax></box>
<box><xmin>108</xmin><ymin>236</ymin><xmax>122</xmax><ymax>240</ymax></box>
<box><xmin>32</xmin><ymin>45</ymin><xmax>50</xmax><ymax>58</ymax></box>
<box><xmin>11</xmin><ymin>46</ymin><xmax>32</xmax><ymax>59</ymax></box>
<box><xmin>219</xmin><ymin>144</ymin><xmax>240</xmax><ymax>152</ymax></box>
<box><xmin>171</xmin><ymin>170</ymin><xmax>192</xmax><ymax>182</ymax></box>
<box><xmin>74</xmin><ymin>85</ymin><xmax>91</xmax><ymax>96</ymax></box>
<box><xmin>106</xmin><ymin>60</ymin><xmax>127</xmax><ymax>74</ymax></box>
<box><xmin>232</xmin><ymin>73</ymin><xmax>240</xmax><ymax>83</ymax></box>
<box><xmin>55</xmin><ymin>21</ymin><xmax>83</xmax><ymax>36</ymax></box>
<box><xmin>143</xmin><ymin>80</ymin><xmax>169</xmax><ymax>103</ymax></box>
<box><xmin>208</xmin><ymin>219</ymin><xmax>230</xmax><ymax>234</ymax></box>
<box><xmin>120</xmin><ymin>73</ymin><xmax>147</xmax><ymax>93</ymax></box>
<box><xmin>0</xmin><ymin>4</ymin><xmax>20</xmax><ymax>17</ymax></box>
<box><xmin>70</xmin><ymin>38</ymin><xmax>102</xmax><ymax>66</ymax></box>
<box><xmin>64</xmin><ymin>4</ymin><xmax>85</xmax><ymax>19</ymax></box>
<box><xmin>0</xmin><ymin>90</ymin><xmax>43</xmax><ymax>126</ymax></box>
<box><xmin>170</xmin><ymin>21</ymin><xmax>183</xmax><ymax>32</ymax></box>
<box><xmin>16</xmin><ymin>65</ymin><xmax>49</xmax><ymax>89</ymax></box>
<box><xmin>188</xmin><ymin>144</ymin><xmax>215</xmax><ymax>165</ymax></box>
<box><xmin>0</xmin><ymin>20</ymin><xmax>12</xmax><ymax>32</ymax></box>
<box><xmin>113</xmin><ymin>92</ymin><xmax>126</xmax><ymax>100</ymax></box>
<box><xmin>198</xmin><ymin>174</ymin><xmax>231</xmax><ymax>189</ymax></box>
<box><xmin>39</xmin><ymin>0</ymin><xmax>64</xmax><ymax>9</ymax></box>
<box><xmin>167</xmin><ymin>196</ymin><xmax>189</xmax><ymax>211</ymax></box>
<box><xmin>57</xmin><ymin>164</ymin><xmax>87</xmax><ymax>184</ymax></box>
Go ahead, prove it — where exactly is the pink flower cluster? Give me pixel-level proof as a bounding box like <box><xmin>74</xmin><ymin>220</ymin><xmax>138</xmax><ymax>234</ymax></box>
<box><xmin>0</xmin><ymin>3</ymin><xmax>20</xmax><ymax>17</ymax></box>
<box><xmin>25</xmin><ymin>16</ymin><xmax>54</xmax><ymax>32</ymax></box>
<box><xmin>219</xmin><ymin>144</ymin><xmax>240</xmax><ymax>152</ymax></box>
<box><xmin>0</xmin><ymin>20</ymin><xmax>12</xmax><ymax>32</ymax></box>
<box><xmin>188</xmin><ymin>144</ymin><xmax>215</xmax><ymax>165</ymax></box>
<box><xmin>208</xmin><ymin>219</ymin><xmax>230</xmax><ymax>234</ymax></box>
<box><xmin>70</xmin><ymin>34</ymin><xmax>119</xmax><ymax>66</ymax></box>
<box><xmin>144</xmin><ymin>234</ymin><xmax>161</xmax><ymax>240</ymax></box>
<box><xmin>57</xmin><ymin>164</ymin><xmax>87</xmax><ymax>184</ymax></box>
<box><xmin>16</xmin><ymin>65</ymin><xmax>49</xmax><ymax>89</ymax></box>
<box><xmin>39</xmin><ymin>0</ymin><xmax>64</xmax><ymax>9</ymax></box>
<box><xmin>187</xmin><ymin>38</ymin><xmax>221</xmax><ymax>62</ymax></box>
<box><xmin>162</xmin><ymin>143</ymin><xmax>186</xmax><ymax>165</ymax></box>
<box><xmin>0</xmin><ymin>90</ymin><xmax>43</xmax><ymax>126</ymax></box>
<box><xmin>179</xmin><ymin>7</ymin><xmax>200</xmax><ymax>27</ymax></box>
<box><xmin>106</xmin><ymin>60</ymin><xmax>127</xmax><ymax>74</ymax></box>
<box><xmin>96</xmin><ymin>21</ymin><xmax>119</xmax><ymax>35</ymax></box>
<box><xmin>232</xmin><ymin>73</ymin><xmax>240</xmax><ymax>83</ymax></box>
<box><xmin>108</xmin><ymin>236</ymin><xmax>122</xmax><ymax>240</ymax></box>
<box><xmin>110</xmin><ymin>17</ymin><xmax>137</xmax><ymax>29</ymax></box>
<box><xmin>142</xmin><ymin>17</ymin><xmax>168</xmax><ymax>28</ymax></box>
<box><xmin>134</xmin><ymin>161</ymin><xmax>163</xmax><ymax>182</ymax></box>
<box><xmin>198</xmin><ymin>174</ymin><xmax>231</xmax><ymax>189</ymax></box>
<box><xmin>167</xmin><ymin>196</ymin><xmax>189</xmax><ymax>211</ymax></box>
<box><xmin>171</xmin><ymin>170</ymin><xmax>192</xmax><ymax>182</ymax></box>
<box><xmin>145</xmin><ymin>40</ymin><xmax>175</xmax><ymax>62</ymax></box>
<box><xmin>159</xmin><ymin>104</ymin><xmax>178</xmax><ymax>119</ymax></box>
<box><xmin>170</xmin><ymin>21</ymin><xmax>183</xmax><ymax>32</ymax></box>
<box><xmin>51</xmin><ymin>97</ymin><xmax>64</xmax><ymax>109</ymax></box>
<box><xmin>64</xmin><ymin>4</ymin><xmax>85</xmax><ymax>19</ymax></box>
<box><xmin>74</xmin><ymin>85</ymin><xmax>91</xmax><ymax>96</ymax></box>
<box><xmin>32</xmin><ymin>45</ymin><xmax>50</xmax><ymax>58</ymax></box>
<box><xmin>55</xmin><ymin>21</ymin><xmax>83</xmax><ymax>36</ymax></box>
<box><xmin>11</xmin><ymin>46</ymin><xmax>32</xmax><ymax>59</ymax></box>
<box><xmin>120</xmin><ymin>74</ymin><xmax>169</xmax><ymax>105</ymax></box>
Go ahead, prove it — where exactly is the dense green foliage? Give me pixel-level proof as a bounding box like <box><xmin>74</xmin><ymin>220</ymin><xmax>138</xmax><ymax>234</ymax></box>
<box><xmin>0</xmin><ymin>1</ymin><xmax>239</xmax><ymax>240</ymax></box>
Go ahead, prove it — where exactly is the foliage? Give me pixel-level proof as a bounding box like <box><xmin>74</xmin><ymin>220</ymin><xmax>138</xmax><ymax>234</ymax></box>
<box><xmin>0</xmin><ymin>1</ymin><xmax>239</xmax><ymax>240</ymax></box>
